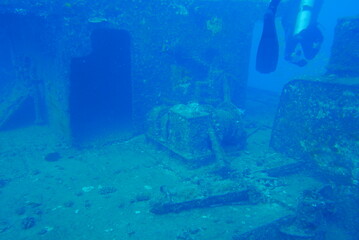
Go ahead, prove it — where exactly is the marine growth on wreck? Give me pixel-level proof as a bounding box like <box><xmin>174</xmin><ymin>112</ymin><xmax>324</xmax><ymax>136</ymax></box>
<box><xmin>0</xmin><ymin>1</ymin><xmax>358</xmax><ymax>240</ymax></box>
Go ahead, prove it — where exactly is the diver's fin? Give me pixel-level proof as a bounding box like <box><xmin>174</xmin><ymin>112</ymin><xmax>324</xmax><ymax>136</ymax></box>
<box><xmin>256</xmin><ymin>1</ymin><xmax>280</xmax><ymax>74</ymax></box>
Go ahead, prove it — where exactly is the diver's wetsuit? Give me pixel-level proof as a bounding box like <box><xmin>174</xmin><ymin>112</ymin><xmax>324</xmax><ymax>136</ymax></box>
<box><xmin>269</xmin><ymin>0</ymin><xmax>282</xmax><ymax>13</ymax></box>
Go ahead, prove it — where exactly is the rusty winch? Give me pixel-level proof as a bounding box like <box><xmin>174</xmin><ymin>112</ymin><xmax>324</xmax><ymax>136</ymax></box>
<box><xmin>146</xmin><ymin>102</ymin><xmax>246</xmax><ymax>165</ymax></box>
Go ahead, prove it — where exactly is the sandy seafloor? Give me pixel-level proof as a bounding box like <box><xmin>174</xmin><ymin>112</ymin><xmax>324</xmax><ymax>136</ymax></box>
<box><xmin>0</xmin><ymin>89</ymin><xmax>323</xmax><ymax>240</ymax></box>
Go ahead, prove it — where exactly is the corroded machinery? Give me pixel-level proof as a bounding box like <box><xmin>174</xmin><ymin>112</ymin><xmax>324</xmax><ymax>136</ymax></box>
<box><xmin>147</xmin><ymin>102</ymin><xmax>246</xmax><ymax>165</ymax></box>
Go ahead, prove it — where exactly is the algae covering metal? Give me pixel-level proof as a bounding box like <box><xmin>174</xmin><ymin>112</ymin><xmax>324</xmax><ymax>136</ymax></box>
<box><xmin>271</xmin><ymin>79</ymin><xmax>359</xmax><ymax>184</ymax></box>
<box><xmin>147</xmin><ymin>102</ymin><xmax>246</xmax><ymax>165</ymax></box>
<box><xmin>0</xmin><ymin>0</ymin><xmax>263</xmax><ymax>144</ymax></box>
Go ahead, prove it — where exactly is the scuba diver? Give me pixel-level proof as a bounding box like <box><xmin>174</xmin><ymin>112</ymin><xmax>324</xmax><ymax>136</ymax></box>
<box><xmin>256</xmin><ymin>0</ymin><xmax>324</xmax><ymax>74</ymax></box>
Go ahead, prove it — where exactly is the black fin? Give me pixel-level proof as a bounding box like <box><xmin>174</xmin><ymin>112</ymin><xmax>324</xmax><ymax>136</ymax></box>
<box><xmin>256</xmin><ymin>1</ymin><xmax>280</xmax><ymax>74</ymax></box>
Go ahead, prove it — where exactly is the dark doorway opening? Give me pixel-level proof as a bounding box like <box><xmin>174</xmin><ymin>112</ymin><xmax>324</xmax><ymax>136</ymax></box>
<box><xmin>69</xmin><ymin>28</ymin><xmax>132</xmax><ymax>145</ymax></box>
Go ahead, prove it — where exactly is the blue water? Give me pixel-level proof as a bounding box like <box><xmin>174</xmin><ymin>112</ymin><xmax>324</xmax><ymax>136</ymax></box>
<box><xmin>249</xmin><ymin>0</ymin><xmax>359</xmax><ymax>92</ymax></box>
<box><xmin>0</xmin><ymin>1</ymin><xmax>358</xmax><ymax>240</ymax></box>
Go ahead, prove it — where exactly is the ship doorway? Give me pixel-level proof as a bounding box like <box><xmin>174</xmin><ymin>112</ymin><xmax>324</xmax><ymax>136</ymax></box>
<box><xmin>69</xmin><ymin>28</ymin><xmax>132</xmax><ymax>145</ymax></box>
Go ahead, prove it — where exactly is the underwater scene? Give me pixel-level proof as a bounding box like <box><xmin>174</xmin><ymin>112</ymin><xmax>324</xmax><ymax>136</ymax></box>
<box><xmin>0</xmin><ymin>0</ymin><xmax>358</xmax><ymax>239</ymax></box>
